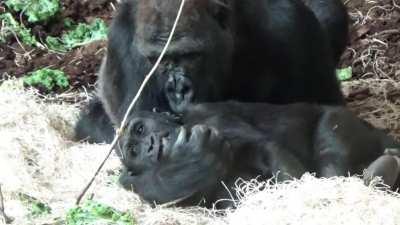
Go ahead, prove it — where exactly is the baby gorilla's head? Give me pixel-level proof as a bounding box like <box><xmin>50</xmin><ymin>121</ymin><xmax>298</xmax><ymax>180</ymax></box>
<box><xmin>118</xmin><ymin>111</ymin><xmax>233</xmax><ymax>205</ymax></box>
<box><xmin>118</xmin><ymin>112</ymin><xmax>181</xmax><ymax>175</ymax></box>
<box><xmin>119</xmin><ymin>111</ymin><xmax>221</xmax><ymax>173</ymax></box>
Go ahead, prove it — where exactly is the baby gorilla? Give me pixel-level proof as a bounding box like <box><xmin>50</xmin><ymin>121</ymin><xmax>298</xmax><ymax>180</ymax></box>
<box><xmin>118</xmin><ymin>102</ymin><xmax>400</xmax><ymax>208</ymax></box>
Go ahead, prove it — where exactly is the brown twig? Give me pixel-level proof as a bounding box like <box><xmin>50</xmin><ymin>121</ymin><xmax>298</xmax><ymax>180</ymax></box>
<box><xmin>75</xmin><ymin>0</ymin><xmax>186</xmax><ymax>205</ymax></box>
<box><xmin>0</xmin><ymin>185</ymin><xmax>14</xmax><ymax>224</ymax></box>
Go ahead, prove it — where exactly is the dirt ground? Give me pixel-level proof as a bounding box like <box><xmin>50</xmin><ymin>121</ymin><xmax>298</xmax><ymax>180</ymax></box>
<box><xmin>0</xmin><ymin>0</ymin><xmax>116</xmax><ymax>88</ymax></box>
<box><xmin>339</xmin><ymin>0</ymin><xmax>400</xmax><ymax>138</ymax></box>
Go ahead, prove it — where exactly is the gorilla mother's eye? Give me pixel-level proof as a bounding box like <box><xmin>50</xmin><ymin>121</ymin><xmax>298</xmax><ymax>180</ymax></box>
<box><xmin>133</xmin><ymin>122</ymin><xmax>145</xmax><ymax>135</ymax></box>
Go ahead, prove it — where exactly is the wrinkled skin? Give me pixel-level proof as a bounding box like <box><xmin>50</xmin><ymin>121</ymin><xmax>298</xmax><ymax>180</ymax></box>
<box><xmin>119</xmin><ymin>102</ymin><xmax>400</xmax><ymax>208</ymax></box>
<box><xmin>74</xmin><ymin>0</ymin><xmax>348</xmax><ymax>143</ymax></box>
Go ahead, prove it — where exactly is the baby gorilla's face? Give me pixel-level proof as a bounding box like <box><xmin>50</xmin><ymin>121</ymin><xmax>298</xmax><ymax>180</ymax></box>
<box><xmin>118</xmin><ymin>111</ymin><xmax>231</xmax><ymax>204</ymax></box>
<box><xmin>118</xmin><ymin>112</ymin><xmax>181</xmax><ymax>174</ymax></box>
<box><xmin>119</xmin><ymin>112</ymin><xmax>221</xmax><ymax>175</ymax></box>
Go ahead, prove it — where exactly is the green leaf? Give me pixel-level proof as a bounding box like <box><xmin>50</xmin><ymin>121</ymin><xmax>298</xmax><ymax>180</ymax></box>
<box><xmin>62</xmin><ymin>19</ymin><xmax>108</xmax><ymax>49</ymax></box>
<box><xmin>45</xmin><ymin>36</ymin><xmax>68</xmax><ymax>52</ymax></box>
<box><xmin>23</xmin><ymin>68</ymin><xmax>69</xmax><ymax>92</ymax></box>
<box><xmin>336</xmin><ymin>67</ymin><xmax>352</xmax><ymax>81</ymax></box>
<box><xmin>66</xmin><ymin>200</ymin><xmax>135</xmax><ymax>225</ymax></box>
<box><xmin>5</xmin><ymin>0</ymin><xmax>60</xmax><ymax>23</ymax></box>
<box><xmin>0</xmin><ymin>13</ymin><xmax>38</xmax><ymax>46</ymax></box>
<box><xmin>64</xmin><ymin>18</ymin><xmax>75</xmax><ymax>29</ymax></box>
<box><xmin>18</xmin><ymin>193</ymin><xmax>51</xmax><ymax>218</ymax></box>
<box><xmin>46</xmin><ymin>19</ymin><xmax>108</xmax><ymax>52</ymax></box>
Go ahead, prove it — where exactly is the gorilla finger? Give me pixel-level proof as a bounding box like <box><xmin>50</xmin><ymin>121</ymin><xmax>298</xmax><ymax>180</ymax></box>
<box><xmin>190</xmin><ymin>124</ymin><xmax>211</xmax><ymax>142</ymax></box>
<box><xmin>174</xmin><ymin>126</ymin><xmax>190</xmax><ymax>146</ymax></box>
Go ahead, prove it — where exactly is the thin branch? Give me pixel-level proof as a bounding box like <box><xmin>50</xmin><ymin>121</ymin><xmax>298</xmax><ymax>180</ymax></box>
<box><xmin>76</xmin><ymin>0</ymin><xmax>186</xmax><ymax>205</ymax></box>
<box><xmin>0</xmin><ymin>185</ymin><xmax>13</xmax><ymax>224</ymax></box>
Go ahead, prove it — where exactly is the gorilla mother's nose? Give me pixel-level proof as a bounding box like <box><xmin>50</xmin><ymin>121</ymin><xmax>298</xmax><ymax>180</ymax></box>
<box><xmin>165</xmin><ymin>72</ymin><xmax>194</xmax><ymax>113</ymax></box>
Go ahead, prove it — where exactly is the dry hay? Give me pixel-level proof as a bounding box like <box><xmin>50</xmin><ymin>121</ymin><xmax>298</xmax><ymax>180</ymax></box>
<box><xmin>223</xmin><ymin>175</ymin><xmax>400</xmax><ymax>225</ymax></box>
<box><xmin>0</xmin><ymin>78</ymin><xmax>214</xmax><ymax>225</ymax></box>
<box><xmin>1</xmin><ymin>79</ymin><xmax>400</xmax><ymax>225</ymax></box>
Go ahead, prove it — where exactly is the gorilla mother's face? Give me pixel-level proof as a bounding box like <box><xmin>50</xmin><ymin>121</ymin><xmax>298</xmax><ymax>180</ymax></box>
<box><xmin>134</xmin><ymin>0</ymin><xmax>234</xmax><ymax>112</ymax></box>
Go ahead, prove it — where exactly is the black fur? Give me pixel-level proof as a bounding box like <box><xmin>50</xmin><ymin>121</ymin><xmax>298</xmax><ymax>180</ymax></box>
<box><xmin>75</xmin><ymin>0</ymin><xmax>348</xmax><ymax>143</ymax></box>
<box><xmin>302</xmin><ymin>0</ymin><xmax>349</xmax><ymax>64</ymax></box>
<box><xmin>74</xmin><ymin>98</ymin><xmax>115</xmax><ymax>143</ymax></box>
<box><xmin>118</xmin><ymin>102</ymin><xmax>400</xmax><ymax>208</ymax></box>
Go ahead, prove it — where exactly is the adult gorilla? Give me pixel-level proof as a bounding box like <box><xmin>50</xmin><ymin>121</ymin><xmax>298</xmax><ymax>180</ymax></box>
<box><xmin>75</xmin><ymin>0</ymin><xmax>348</xmax><ymax>143</ymax></box>
<box><xmin>118</xmin><ymin>102</ymin><xmax>400</xmax><ymax>208</ymax></box>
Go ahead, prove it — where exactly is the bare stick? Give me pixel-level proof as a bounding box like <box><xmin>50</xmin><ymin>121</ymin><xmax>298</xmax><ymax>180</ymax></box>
<box><xmin>76</xmin><ymin>0</ymin><xmax>186</xmax><ymax>205</ymax></box>
<box><xmin>0</xmin><ymin>185</ymin><xmax>13</xmax><ymax>224</ymax></box>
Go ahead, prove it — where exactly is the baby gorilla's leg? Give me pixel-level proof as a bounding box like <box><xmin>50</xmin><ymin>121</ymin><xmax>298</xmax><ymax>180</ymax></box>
<box><xmin>364</xmin><ymin>149</ymin><xmax>400</xmax><ymax>189</ymax></box>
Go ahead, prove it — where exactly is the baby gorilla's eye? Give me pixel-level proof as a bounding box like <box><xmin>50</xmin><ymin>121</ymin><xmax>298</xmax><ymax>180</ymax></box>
<box><xmin>134</xmin><ymin>122</ymin><xmax>145</xmax><ymax>135</ymax></box>
<box><xmin>128</xmin><ymin>144</ymin><xmax>137</xmax><ymax>157</ymax></box>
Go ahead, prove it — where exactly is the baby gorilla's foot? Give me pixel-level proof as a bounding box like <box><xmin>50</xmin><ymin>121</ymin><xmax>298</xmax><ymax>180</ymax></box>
<box><xmin>364</xmin><ymin>149</ymin><xmax>400</xmax><ymax>188</ymax></box>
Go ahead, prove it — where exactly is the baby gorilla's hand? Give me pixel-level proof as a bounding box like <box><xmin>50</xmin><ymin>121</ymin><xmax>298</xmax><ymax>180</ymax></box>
<box><xmin>167</xmin><ymin>124</ymin><xmax>229</xmax><ymax>170</ymax></box>
<box><xmin>161</xmin><ymin>125</ymin><xmax>232</xmax><ymax>175</ymax></box>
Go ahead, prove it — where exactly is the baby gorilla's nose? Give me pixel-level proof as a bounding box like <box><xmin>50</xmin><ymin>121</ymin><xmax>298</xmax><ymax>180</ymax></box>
<box><xmin>148</xmin><ymin>135</ymin><xmax>155</xmax><ymax>153</ymax></box>
<box><xmin>121</xmin><ymin>141</ymin><xmax>137</xmax><ymax>159</ymax></box>
<box><xmin>147</xmin><ymin>132</ymin><xmax>170</xmax><ymax>161</ymax></box>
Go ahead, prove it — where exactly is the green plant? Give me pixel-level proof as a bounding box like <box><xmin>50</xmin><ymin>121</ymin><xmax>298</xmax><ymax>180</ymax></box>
<box><xmin>63</xmin><ymin>17</ymin><xmax>75</xmax><ymax>29</ymax></box>
<box><xmin>336</xmin><ymin>66</ymin><xmax>352</xmax><ymax>81</ymax></box>
<box><xmin>45</xmin><ymin>36</ymin><xmax>68</xmax><ymax>52</ymax></box>
<box><xmin>18</xmin><ymin>193</ymin><xmax>52</xmax><ymax>217</ymax></box>
<box><xmin>23</xmin><ymin>68</ymin><xmax>69</xmax><ymax>92</ymax></box>
<box><xmin>66</xmin><ymin>200</ymin><xmax>135</xmax><ymax>225</ymax></box>
<box><xmin>5</xmin><ymin>0</ymin><xmax>60</xmax><ymax>23</ymax></box>
<box><xmin>0</xmin><ymin>12</ymin><xmax>38</xmax><ymax>46</ymax></box>
<box><xmin>46</xmin><ymin>19</ymin><xmax>108</xmax><ymax>52</ymax></box>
